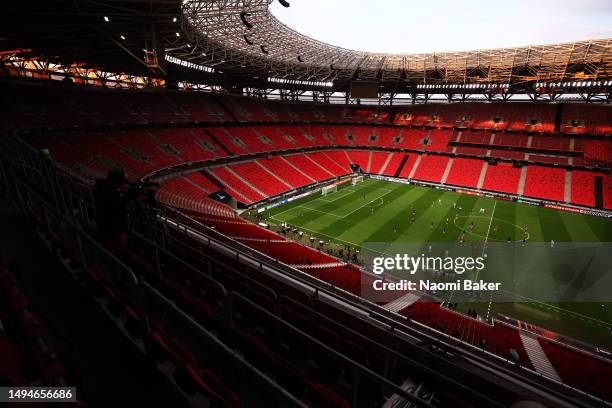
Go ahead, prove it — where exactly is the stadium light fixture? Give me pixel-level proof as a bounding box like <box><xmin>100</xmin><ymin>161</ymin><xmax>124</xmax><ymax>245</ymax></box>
<box><xmin>173</xmin><ymin>17</ymin><xmax>177</xmax><ymax>23</ymax></box>
<box><xmin>120</xmin><ymin>35</ymin><xmax>126</xmax><ymax>40</ymax></box>
<box><xmin>103</xmin><ymin>16</ymin><xmax>110</xmax><ymax>22</ymax></box>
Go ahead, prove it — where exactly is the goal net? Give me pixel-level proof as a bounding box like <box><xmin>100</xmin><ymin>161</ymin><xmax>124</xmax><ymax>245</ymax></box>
<box><xmin>322</xmin><ymin>185</ymin><xmax>338</xmax><ymax>196</ymax></box>
<box><xmin>352</xmin><ymin>176</ymin><xmax>364</xmax><ymax>185</ymax></box>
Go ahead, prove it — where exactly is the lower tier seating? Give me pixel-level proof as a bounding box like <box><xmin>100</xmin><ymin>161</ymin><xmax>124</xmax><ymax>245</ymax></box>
<box><xmin>481</xmin><ymin>164</ymin><xmax>522</xmax><ymax>195</ymax></box>
<box><xmin>307</xmin><ymin>151</ymin><xmax>350</xmax><ymax>176</ymax></box>
<box><xmin>208</xmin><ymin>166</ymin><xmax>267</xmax><ymax>204</ymax></box>
<box><xmin>538</xmin><ymin>339</ymin><xmax>612</xmax><ymax>401</ymax></box>
<box><xmin>284</xmin><ymin>154</ymin><xmax>336</xmax><ymax>181</ymax></box>
<box><xmin>370</xmin><ymin>151</ymin><xmax>392</xmax><ymax>174</ymax></box>
<box><xmin>381</xmin><ymin>153</ymin><xmax>404</xmax><ymax>177</ymax></box>
<box><xmin>523</xmin><ymin>166</ymin><xmax>566</xmax><ymax>202</ymax></box>
<box><xmin>412</xmin><ymin>155</ymin><xmax>450</xmax><ymax>183</ymax></box>
<box><xmin>399</xmin><ymin>301</ymin><xmax>531</xmax><ymax>367</ymax></box>
<box><xmin>230</xmin><ymin>161</ymin><xmax>290</xmax><ymax>197</ymax></box>
<box><xmin>445</xmin><ymin>158</ymin><xmax>484</xmax><ymax>188</ymax></box>
<box><xmin>570</xmin><ymin>171</ymin><xmax>597</xmax><ymax>207</ymax></box>
<box><xmin>257</xmin><ymin>157</ymin><xmax>314</xmax><ymax>189</ymax></box>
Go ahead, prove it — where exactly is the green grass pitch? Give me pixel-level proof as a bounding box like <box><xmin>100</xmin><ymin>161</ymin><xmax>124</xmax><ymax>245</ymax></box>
<box><xmin>256</xmin><ymin>178</ymin><xmax>612</xmax><ymax>348</ymax></box>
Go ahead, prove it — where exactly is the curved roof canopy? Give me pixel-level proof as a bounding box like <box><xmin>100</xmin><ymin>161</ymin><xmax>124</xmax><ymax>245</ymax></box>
<box><xmin>177</xmin><ymin>0</ymin><xmax>612</xmax><ymax>87</ymax></box>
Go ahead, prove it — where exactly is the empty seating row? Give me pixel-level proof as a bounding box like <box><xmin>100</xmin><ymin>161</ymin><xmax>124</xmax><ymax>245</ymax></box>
<box><xmin>445</xmin><ymin>158</ymin><xmax>484</xmax><ymax>188</ymax></box>
<box><xmin>523</xmin><ymin>166</ymin><xmax>566</xmax><ymax>202</ymax></box>
<box><xmin>399</xmin><ymin>301</ymin><xmax>532</xmax><ymax>367</ymax></box>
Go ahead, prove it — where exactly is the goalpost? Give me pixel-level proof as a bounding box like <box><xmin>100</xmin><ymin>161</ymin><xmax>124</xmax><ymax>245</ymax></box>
<box><xmin>322</xmin><ymin>184</ymin><xmax>338</xmax><ymax>196</ymax></box>
<box><xmin>352</xmin><ymin>176</ymin><xmax>364</xmax><ymax>186</ymax></box>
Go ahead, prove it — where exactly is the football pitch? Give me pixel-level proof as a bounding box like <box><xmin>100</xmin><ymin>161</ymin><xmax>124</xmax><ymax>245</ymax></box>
<box><xmin>259</xmin><ymin>178</ymin><xmax>612</xmax><ymax>348</ymax></box>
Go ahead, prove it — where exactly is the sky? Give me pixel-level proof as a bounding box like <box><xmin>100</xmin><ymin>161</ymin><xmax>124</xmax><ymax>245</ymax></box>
<box><xmin>270</xmin><ymin>0</ymin><xmax>612</xmax><ymax>54</ymax></box>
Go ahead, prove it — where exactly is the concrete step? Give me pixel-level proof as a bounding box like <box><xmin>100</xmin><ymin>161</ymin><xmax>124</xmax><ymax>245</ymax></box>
<box><xmin>520</xmin><ymin>333</ymin><xmax>562</xmax><ymax>382</ymax></box>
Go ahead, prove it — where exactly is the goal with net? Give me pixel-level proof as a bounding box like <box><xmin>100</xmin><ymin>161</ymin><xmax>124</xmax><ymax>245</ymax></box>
<box><xmin>352</xmin><ymin>176</ymin><xmax>364</xmax><ymax>185</ymax></box>
<box><xmin>322</xmin><ymin>184</ymin><xmax>338</xmax><ymax>196</ymax></box>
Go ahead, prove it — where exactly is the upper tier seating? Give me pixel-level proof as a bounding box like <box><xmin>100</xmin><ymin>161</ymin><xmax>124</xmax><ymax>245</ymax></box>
<box><xmin>530</xmin><ymin>135</ymin><xmax>571</xmax><ymax>152</ymax></box>
<box><xmin>377</xmin><ymin>127</ymin><xmax>402</xmax><ymax>148</ymax></box>
<box><xmin>55</xmin><ymin>132</ymin><xmax>155</xmax><ymax>179</ymax></box>
<box><xmin>454</xmin><ymin>146</ymin><xmax>488</xmax><ymax>156</ymax></box>
<box><xmin>151</xmin><ymin>128</ymin><xmax>224</xmax><ymax>162</ymax></box>
<box><xmin>583</xmin><ymin>139</ymin><xmax>612</xmax><ymax>167</ymax></box>
<box><xmin>456</xmin><ymin>131</ymin><xmax>490</xmax><ymax>145</ymax></box>
<box><xmin>107</xmin><ymin>130</ymin><xmax>180</xmax><ymax>169</ymax></box>
<box><xmin>492</xmin><ymin>133</ymin><xmax>529</xmax><ymax>149</ymax></box>
<box><xmin>396</xmin><ymin>129</ymin><xmax>429</xmax><ymax>149</ymax></box>
<box><xmin>426</xmin><ymin>129</ymin><xmax>452</xmax><ymax>151</ymax></box>
<box><xmin>393</xmin><ymin>103</ymin><xmax>556</xmax><ymax>131</ymax></box>
<box><xmin>348</xmin><ymin>126</ymin><xmax>374</xmax><ymax>145</ymax></box>
<box><xmin>489</xmin><ymin>149</ymin><xmax>526</xmax><ymax>160</ymax></box>
<box><xmin>0</xmin><ymin>82</ymin><xmax>234</xmax><ymax>130</ymax></box>
<box><xmin>562</xmin><ymin>104</ymin><xmax>612</xmax><ymax>135</ymax></box>
<box><xmin>527</xmin><ymin>154</ymin><xmax>569</xmax><ymax>165</ymax></box>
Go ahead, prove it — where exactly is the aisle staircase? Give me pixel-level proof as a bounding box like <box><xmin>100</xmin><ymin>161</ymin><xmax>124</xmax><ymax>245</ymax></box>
<box><xmin>519</xmin><ymin>333</ymin><xmax>562</xmax><ymax>382</ymax></box>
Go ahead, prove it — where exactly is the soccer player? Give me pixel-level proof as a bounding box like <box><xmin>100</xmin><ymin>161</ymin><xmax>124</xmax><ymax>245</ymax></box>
<box><xmin>394</xmin><ymin>225</ymin><xmax>397</xmax><ymax>233</ymax></box>
<box><xmin>550</xmin><ymin>239</ymin><xmax>555</xmax><ymax>248</ymax></box>
<box><xmin>431</xmin><ymin>221</ymin><xmax>434</xmax><ymax>229</ymax></box>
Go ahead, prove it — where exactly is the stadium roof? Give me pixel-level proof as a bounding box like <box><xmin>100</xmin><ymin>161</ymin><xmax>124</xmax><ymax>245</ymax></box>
<box><xmin>177</xmin><ymin>0</ymin><xmax>612</xmax><ymax>88</ymax></box>
<box><xmin>1</xmin><ymin>0</ymin><xmax>611</xmax><ymax>95</ymax></box>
